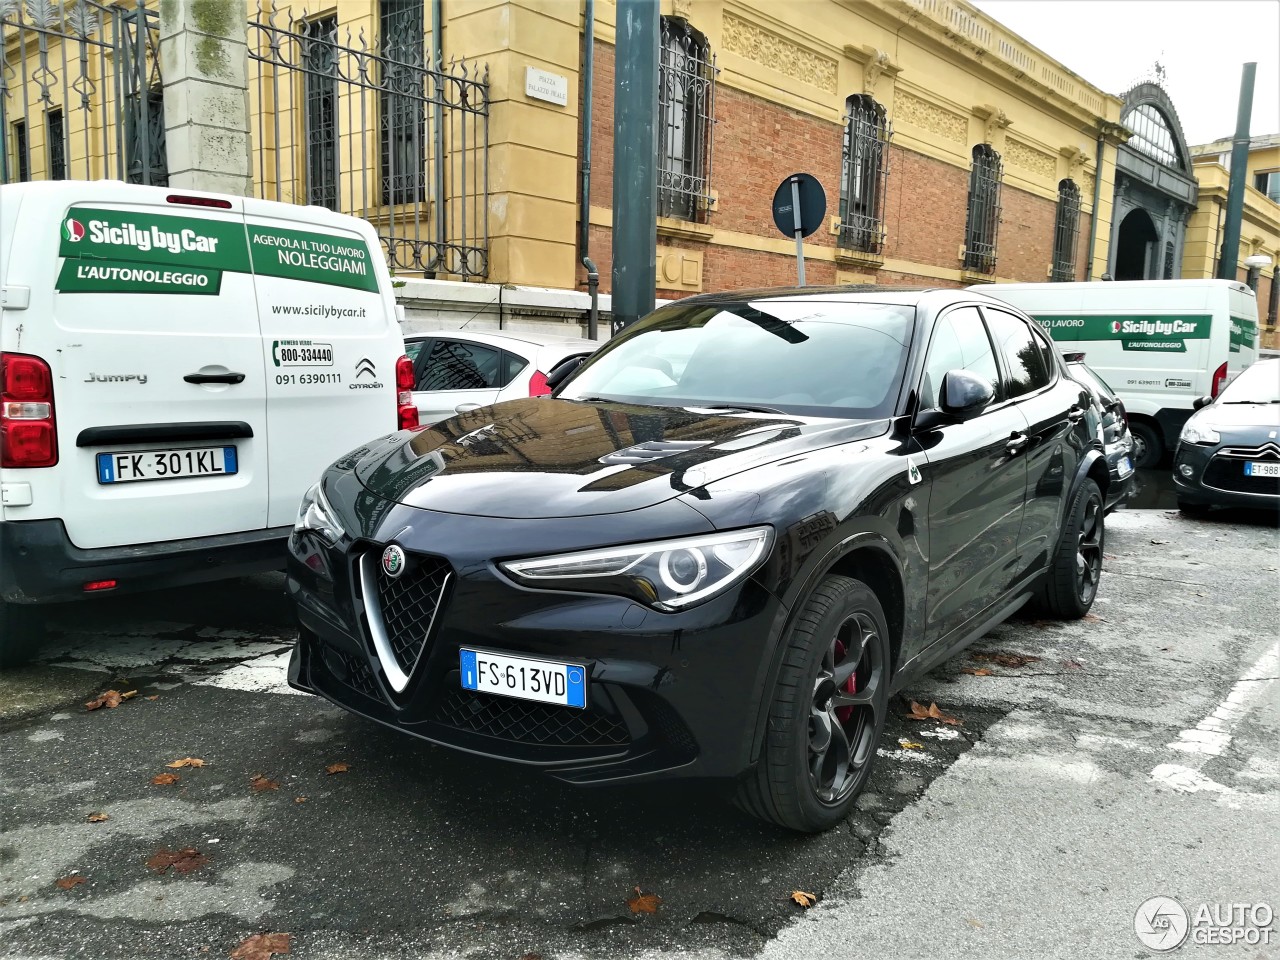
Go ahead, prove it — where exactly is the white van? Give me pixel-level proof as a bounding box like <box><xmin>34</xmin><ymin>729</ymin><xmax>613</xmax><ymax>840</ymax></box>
<box><xmin>976</xmin><ymin>279</ymin><xmax>1259</xmax><ymax>467</ymax></box>
<box><xmin>0</xmin><ymin>181</ymin><xmax>416</xmax><ymax>665</ymax></box>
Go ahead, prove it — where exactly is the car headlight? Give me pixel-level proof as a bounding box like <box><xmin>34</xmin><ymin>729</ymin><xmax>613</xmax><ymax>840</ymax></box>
<box><xmin>499</xmin><ymin>527</ymin><xmax>773</xmax><ymax>611</ymax></box>
<box><xmin>1180</xmin><ymin>421</ymin><xmax>1220</xmax><ymax>445</ymax></box>
<box><xmin>294</xmin><ymin>481</ymin><xmax>345</xmax><ymax>545</ymax></box>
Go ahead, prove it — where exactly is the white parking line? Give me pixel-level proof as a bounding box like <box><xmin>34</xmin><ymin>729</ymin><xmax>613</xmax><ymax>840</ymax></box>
<box><xmin>1151</xmin><ymin>640</ymin><xmax>1279</xmax><ymax>794</ymax></box>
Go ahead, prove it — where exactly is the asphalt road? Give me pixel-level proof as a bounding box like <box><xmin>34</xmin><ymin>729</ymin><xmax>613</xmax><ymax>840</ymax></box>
<box><xmin>1</xmin><ymin>506</ymin><xmax>1277</xmax><ymax>960</ymax></box>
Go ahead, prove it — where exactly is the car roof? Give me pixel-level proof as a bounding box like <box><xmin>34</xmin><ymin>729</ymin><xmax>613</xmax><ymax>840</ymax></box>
<box><xmin>663</xmin><ymin>284</ymin><xmax>1026</xmax><ymax>313</ymax></box>
<box><xmin>404</xmin><ymin>329</ymin><xmax>597</xmax><ymax>350</ymax></box>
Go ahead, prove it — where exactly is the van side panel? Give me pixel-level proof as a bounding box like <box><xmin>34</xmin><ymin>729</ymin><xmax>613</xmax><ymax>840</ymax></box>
<box><xmin>243</xmin><ymin>203</ymin><xmax>402</xmax><ymax>528</ymax></box>
<box><xmin>1228</xmin><ymin>285</ymin><xmax>1260</xmax><ymax>381</ymax></box>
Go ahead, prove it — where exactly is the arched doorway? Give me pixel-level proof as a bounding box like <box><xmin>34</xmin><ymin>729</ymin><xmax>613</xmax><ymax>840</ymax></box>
<box><xmin>1115</xmin><ymin>208</ymin><xmax>1159</xmax><ymax>280</ymax></box>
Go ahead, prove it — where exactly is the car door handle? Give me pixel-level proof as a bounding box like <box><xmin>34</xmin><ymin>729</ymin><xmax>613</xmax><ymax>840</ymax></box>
<box><xmin>1067</xmin><ymin>405</ymin><xmax>1085</xmax><ymax>423</ymax></box>
<box><xmin>184</xmin><ymin>372</ymin><xmax>245</xmax><ymax>385</ymax></box>
<box><xmin>455</xmin><ymin>403</ymin><xmax>482</xmax><ymax>414</ymax></box>
<box><xmin>1006</xmin><ymin>432</ymin><xmax>1030</xmax><ymax>456</ymax></box>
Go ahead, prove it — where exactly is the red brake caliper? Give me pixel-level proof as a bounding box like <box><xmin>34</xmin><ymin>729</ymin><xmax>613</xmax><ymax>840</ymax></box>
<box><xmin>834</xmin><ymin>638</ymin><xmax>857</xmax><ymax>724</ymax></box>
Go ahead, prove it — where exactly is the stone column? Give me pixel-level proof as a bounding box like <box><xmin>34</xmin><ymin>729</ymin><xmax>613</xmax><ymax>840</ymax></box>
<box><xmin>159</xmin><ymin>0</ymin><xmax>252</xmax><ymax>196</ymax></box>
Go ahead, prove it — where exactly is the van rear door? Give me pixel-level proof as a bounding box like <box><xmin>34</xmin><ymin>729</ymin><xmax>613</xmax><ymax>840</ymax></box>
<box><xmin>242</xmin><ymin>200</ymin><xmax>402</xmax><ymax>528</ymax></box>
<box><xmin>36</xmin><ymin>190</ymin><xmax>270</xmax><ymax>549</ymax></box>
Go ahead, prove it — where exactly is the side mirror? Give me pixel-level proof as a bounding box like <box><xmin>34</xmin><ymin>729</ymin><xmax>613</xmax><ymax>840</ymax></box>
<box><xmin>940</xmin><ymin>370</ymin><xmax>995</xmax><ymax>419</ymax></box>
<box><xmin>545</xmin><ymin>355</ymin><xmax>586</xmax><ymax>391</ymax></box>
<box><xmin>1192</xmin><ymin>395</ymin><xmax>1213</xmax><ymax>410</ymax></box>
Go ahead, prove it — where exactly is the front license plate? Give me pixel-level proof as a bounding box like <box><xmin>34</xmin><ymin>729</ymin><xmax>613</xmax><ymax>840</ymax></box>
<box><xmin>459</xmin><ymin>648</ymin><xmax>586</xmax><ymax>709</ymax></box>
<box><xmin>96</xmin><ymin>446</ymin><xmax>238</xmax><ymax>484</ymax></box>
<box><xmin>1244</xmin><ymin>461</ymin><xmax>1280</xmax><ymax>478</ymax></box>
<box><xmin>1119</xmin><ymin>456</ymin><xmax>1132</xmax><ymax>474</ymax></box>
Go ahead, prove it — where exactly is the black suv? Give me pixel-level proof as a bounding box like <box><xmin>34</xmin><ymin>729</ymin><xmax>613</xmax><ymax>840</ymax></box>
<box><xmin>287</xmin><ymin>287</ymin><xmax>1107</xmax><ymax>832</ymax></box>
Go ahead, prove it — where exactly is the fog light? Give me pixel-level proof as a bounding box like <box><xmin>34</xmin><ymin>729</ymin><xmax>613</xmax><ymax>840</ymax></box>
<box><xmin>1179</xmin><ymin>464</ymin><xmax>1194</xmax><ymax>478</ymax></box>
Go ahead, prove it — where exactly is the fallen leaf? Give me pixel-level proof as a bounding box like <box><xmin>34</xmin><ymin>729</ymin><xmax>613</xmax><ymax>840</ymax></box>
<box><xmin>146</xmin><ymin>847</ymin><xmax>210</xmax><ymax>875</ymax></box>
<box><xmin>626</xmin><ymin>886</ymin><xmax>662</xmax><ymax>914</ymax></box>
<box><xmin>293</xmin><ymin>797</ymin><xmax>308</xmax><ymax>804</ymax></box>
<box><xmin>1081</xmin><ymin>613</ymin><xmax>1108</xmax><ymax>623</ymax></box>
<box><xmin>229</xmin><ymin>932</ymin><xmax>293</xmax><ymax>959</ymax></box>
<box><xmin>84</xmin><ymin>690</ymin><xmax>124</xmax><ymax>711</ymax></box>
<box><xmin>1150</xmin><ymin>539</ymin><xmax>1170</xmax><ymax>545</ymax></box>
<box><xmin>166</xmin><ymin>757</ymin><xmax>207</xmax><ymax>769</ymax></box>
<box><xmin>906</xmin><ymin>700</ymin><xmax>962</xmax><ymax>725</ymax></box>
<box><xmin>151</xmin><ymin>773</ymin><xmax>180</xmax><ymax>786</ymax></box>
<box><xmin>898</xmin><ymin>740</ymin><xmax>924</xmax><ymax>750</ymax></box>
<box><xmin>120</xmin><ymin>690</ymin><xmax>138</xmax><ymax>701</ymax></box>
<box><xmin>519</xmin><ymin>955</ymin><xmax>543</xmax><ymax>960</ymax></box>
<box><xmin>1062</xmin><ymin>659</ymin><xmax>1084</xmax><ymax>670</ymax></box>
<box><xmin>145</xmin><ymin>695</ymin><xmax>160</xmax><ymax>701</ymax></box>
<box><xmin>250</xmin><ymin>774</ymin><xmax>280</xmax><ymax>792</ymax></box>
<box><xmin>790</xmin><ymin>890</ymin><xmax>817</xmax><ymax>908</ymax></box>
<box><xmin>961</xmin><ymin>667</ymin><xmax>994</xmax><ymax>676</ymax></box>
<box><xmin>54</xmin><ymin>874</ymin><xmax>86</xmax><ymax>890</ymax></box>
<box><xmin>1103</xmin><ymin>553</ymin><xmax>1117</xmax><ymax>560</ymax></box>
<box><xmin>325</xmin><ymin>762</ymin><xmax>349</xmax><ymax>775</ymax></box>
<box><xmin>87</xmin><ymin>812</ymin><xmax>110</xmax><ymax>823</ymax></box>
<box><xmin>972</xmin><ymin>651</ymin><xmax>1042</xmax><ymax>668</ymax></box>
<box><xmin>966</xmin><ymin>917</ymin><xmax>984</xmax><ymax>929</ymax></box>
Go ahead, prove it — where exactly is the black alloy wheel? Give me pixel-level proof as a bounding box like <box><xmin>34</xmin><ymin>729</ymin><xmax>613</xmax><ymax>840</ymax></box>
<box><xmin>1038</xmin><ymin>478</ymin><xmax>1105</xmax><ymax>619</ymax></box>
<box><xmin>737</xmin><ymin>575</ymin><xmax>891</xmax><ymax>832</ymax></box>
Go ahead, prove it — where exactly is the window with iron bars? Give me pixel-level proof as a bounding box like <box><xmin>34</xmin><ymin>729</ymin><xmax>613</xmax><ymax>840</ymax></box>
<box><xmin>303</xmin><ymin>16</ymin><xmax>339</xmax><ymax>210</ymax></box>
<box><xmin>839</xmin><ymin>96</ymin><xmax>890</xmax><ymax>254</ymax></box>
<box><xmin>963</xmin><ymin>144</ymin><xmax>1002</xmax><ymax>274</ymax></box>
<box><xmin>10</xmin><ymin>120</ymin><xmax>30</xmax><ymax>182</ymax></box>
<box><xmin>1163</xmin><ymin>240</ymin><xmax>1175</xmax><ymax>280</ymax></box>
<box><xmin>47</xmin><ymin>109</ymin><xmax>66</xmax><ymax>181</ymax></box>
<box><xmin>658</xmin><ymin>17</ymin><xmax>716</xmax><ymax>222</ymax></box>
<box><xmin>380</xmin><ymin>0</ymin><xmax>426</xmax><ymax>206</ymax></box>
<box><xmin>1051</xmin><ymin>178</ymin><xmax>1081</xmax><ymax>281</ymax></box>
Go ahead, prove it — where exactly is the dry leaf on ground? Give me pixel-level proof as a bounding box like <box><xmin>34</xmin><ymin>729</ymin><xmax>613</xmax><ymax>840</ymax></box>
<box><xmin>54</xmin><ymin>874</ymin><xmax>86</xmax><ymax>890</ymax></box>
<box><xmin>86</xmin><ymin>812</ymin><xmax>109</xmax><ymax>823</ymax></box>
<box><xmin>1062</xmin><ymin>658</ymin><xmax>1084</xmax><ymax>669</ymax></box>
<box><xmin>293</xmin><ymin>797</ymin><xmax>308</xmax><ymax>804</ymax></box>
<box><xmin>84</xmin><ymin>689</ymin><xmax>137</xmax><ymax>711</ymax></box>
<box><xmin>906</xmin><ymin>700</ymin><xmax>962</xmax><ymax>725</ymax></box>
<box><xmin>790</xmin><ymin>890</ymin><xmax>817</xmax><ymax>908</ymax></box>
<box><xmin>146</xmin><ymin>847</ymin><xmax>210</xmax><ymax>875</ymax></box>
<box><xmin>1081</xmin><ymin>613</ymin><xmax>1108</xmax><ymax>623</ymax></box>
<box><xmin>250</xmin><ymin>774</ymin><xmax>280</xmax><ymax>792</ymax></box>
<box><xmin>971</xmin><ymin>651</ymin><xmax>1042</xmax><ymax>668</ymax></box>
<box><xmin>151</xmin><ymin>773</ymin><xmax>180</xmax><ymax>786</ymax></box>
<box><xmin>325</xmin><ymin>763</ymin><xmax>349</xmax><ymax>775</ymax></box>
<box><xmin>961</xmin><ymin>667</ymin><xmax>994</xmax><ymax>676</ymax></box>
<box><xmin>229</xmin><ymin>932</ymin><xmax>293</xmax><ymax>959</ymax></box>
<box><xmin>145</xmin><ymin>695</ymin><xmax>160</xmax><ymax>701</ymax></box>
<box><xmin>626</xmin><ymin>886</ymin><xmax>662</xmax><ymax>914</ymax></box>
<box><xmin>898</xmin><ymin>740</ymin><xmax>924</xmax><ymax>750</ymax></box>
<box><xmin>166</xmin><ymin>758</ymin><xmax>207</xmax><ymax>769</ymax></box>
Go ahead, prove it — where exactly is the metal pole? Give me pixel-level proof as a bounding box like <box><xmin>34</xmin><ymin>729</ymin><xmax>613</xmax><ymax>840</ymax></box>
<box><xmin>1085</xmin><ymin>131</ymin><xmax>1105</xmax><ymax>280</ymax></box>
<box><xmin>610</xmin><ymin>0</ymin><xmax>658</xmax><ymax>334</ymax></box>
<box><xmin>581</xmin><ymin>0</ymin><xmax>600</xmax><ymax>339</ymax></box>
<box><xmin>431</xmin><ymin>0</ymin><xmax>445</xmax><ymax>273</ymax></box>
<box><xmin>1217</xmin><ymin>62</ymin><xmax>1255</xmax><ymax>281</ymax></box>
<box><xmin>790</xmin><ymin>175</ymin><xmax>806</xmax><ymax>286</ymax></box>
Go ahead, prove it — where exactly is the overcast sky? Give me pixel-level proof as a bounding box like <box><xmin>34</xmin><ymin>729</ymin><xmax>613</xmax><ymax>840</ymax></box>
<box><xmin>970</xmin><ymin>0</ymin><xmax>1280</xmax><ymax>146</ymax></box>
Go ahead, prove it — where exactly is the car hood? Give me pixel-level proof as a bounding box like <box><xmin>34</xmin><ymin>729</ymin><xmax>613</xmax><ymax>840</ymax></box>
<box><xmin>352</xmin><ymin>397</ymin><xmax>888</xmax><ymax>518</ymax></box>
<box><xmin>1199</xmin><ymin>402</ymin><xmax>1280</xmax><ymax>429</ymax></box>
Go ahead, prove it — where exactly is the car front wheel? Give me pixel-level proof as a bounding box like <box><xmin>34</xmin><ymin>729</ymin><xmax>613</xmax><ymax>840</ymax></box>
<box><xmin>737</xmin><ymin>575</ymin><xmax>890</xmax><ymax>833</ymax></box>
<box><xmin>1037</xmin><ymin>478</ymin><xmax>1105</xmax><ymax>619</ymax></box>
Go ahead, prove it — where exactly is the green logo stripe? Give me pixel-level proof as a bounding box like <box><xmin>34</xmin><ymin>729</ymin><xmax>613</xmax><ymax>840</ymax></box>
<box><xmin>55</xmin><ymin>260</ymin><xmax>223</xmax><ymax>296</ymax></box>
<box><xmin>1229</xmin><ymin>314</ymin><xmax>1258</xmax><ymax>353</ymax></box>
<box><xmin>248</xmin><ymin>224</ymin><xmax>379</xmax><ymax>293</ymax></box>
<box><xmin>1031</xmin><ymin>313</ymin><xmax>1212</xmax><ymax>351</ymax></box>
<box><xmin>60</xmin><ymin>207</ymin><xmax>250</xmax><ymax>271</ymax></box>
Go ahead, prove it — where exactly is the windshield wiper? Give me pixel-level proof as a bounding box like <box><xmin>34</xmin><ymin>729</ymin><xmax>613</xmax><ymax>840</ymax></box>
<box><xmin>698</xmin><ymin>403</ymin><xmax>785</xmax><ymax>414</ymax></box>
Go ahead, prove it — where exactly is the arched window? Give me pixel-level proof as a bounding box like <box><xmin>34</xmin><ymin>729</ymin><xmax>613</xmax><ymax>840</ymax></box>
<box><xmin>1051</xmin><ymin>179</ymin><xmax>1081</xmax><ymax>281</ymax></box>
<box><xmin>1122</xmin><ymin>103</ymin><xmax>1184</xmax><ymax>170</ymax></box>
<box><xmin>658</xmin><ymin>18</ymin><xmax>716</xmax><ymax>221</ymax></box>
<box><xmin>839</xmin><ymin>95</ymin><xmax>891</xmax><ymax>253</ymax></box>
<box><xmin>963</xmin><ymin>144</ymin><xmax>1002</xmax><ymax>274</ymax></box>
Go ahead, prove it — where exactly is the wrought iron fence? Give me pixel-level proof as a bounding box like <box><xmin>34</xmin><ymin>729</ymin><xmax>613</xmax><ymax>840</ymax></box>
<box><xmin>658</xmin><ymin>16</ymin><xmax>715</xmax><ymax>222</ymax></box>
<box><xmin>0</xmin><ymin>0</ymin><xmax>165</xmax><ymax>186</ymax></box>
<box><xmin>248</xmin><ymin>1</ymin><xmax>490</xmax><ymax>280</ymax></box>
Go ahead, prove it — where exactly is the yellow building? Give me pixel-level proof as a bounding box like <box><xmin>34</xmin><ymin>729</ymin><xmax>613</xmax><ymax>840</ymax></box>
<box><xmin>1186</xmin><ymin>133</ymin><xmax>1280</xmax><ymax>349</ymax></box>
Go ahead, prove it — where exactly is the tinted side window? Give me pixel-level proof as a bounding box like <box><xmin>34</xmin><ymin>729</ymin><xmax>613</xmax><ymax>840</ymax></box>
<box><xmin>419</xmin><ymin>340</ymin><xmax>503</xmax><ymax>391</ymax></box>
<box><xmin>404</xmin><ymin>339</ymin><xmax>428</xmax><ymax>364</ymax></box>
<box><xmin>921</xmin><ymin>306</ymin><xmax>999</xmax><ymax>410</ymax></box>
<box><xmin>985</xmin><ymin>309</ymin><xmax>1051</xmax><ymax>398</ymax></box>
<box><xmin>499</xmin><ymin>351</ymin><xmax>527</xmax><ymax>387</ymax></box>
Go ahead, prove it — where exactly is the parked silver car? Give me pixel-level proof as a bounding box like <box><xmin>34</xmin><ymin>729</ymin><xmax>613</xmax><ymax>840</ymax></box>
<box><xmin>1065</xmin><ymin>353</ymin><xmax>1135</xmax><ymax>512</ymax></box>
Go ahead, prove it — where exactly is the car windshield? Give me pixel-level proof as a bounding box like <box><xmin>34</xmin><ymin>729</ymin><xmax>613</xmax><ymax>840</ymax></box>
<box><xmin>559</xmin><ymin>299</ymin><xmax>915</xmax><ymax>419</ymax></box>
<box><xmin>1218</xmin><ymin>361</ymin><xmax>1280</xmax><ymax>403</ymax></box>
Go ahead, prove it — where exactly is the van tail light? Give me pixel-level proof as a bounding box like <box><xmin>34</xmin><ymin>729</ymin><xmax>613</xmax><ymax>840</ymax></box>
<box><xmin>528</xmin><ymin>370</ymin><xmax>551</xmax><ymax>397</ymax></box>
<box><xmin>166</xmin><ymin>194</ymin><xmax>233</xmax><ymax>209</ymax></box>
<box><xmin>1211</xmin><ymin>362</ymin><xmax>1229</xmax><ymax>398</ymax></box>
<box><xmin>395</xmin><ymin>355</ymin><xmax>419</xmax><ymax>431</ymax></box>
<box><xmin>1</xmin><ymin>352</ymin><xmax>58</xmax><ymax>468</ymax></box>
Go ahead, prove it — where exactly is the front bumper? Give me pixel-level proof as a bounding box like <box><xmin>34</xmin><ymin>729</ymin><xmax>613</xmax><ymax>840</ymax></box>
<box><xmin>1172</xmin><ymin>441</ymin><xmax>1280</xmax><ymax>509</ymax></box>
<box><xmin>1102</xmin><ymin>438</ymin><xmax>1134</xmax><ymax>509</ymax></box>
<box><xmin>287</xmin><ymin>503</ymin><xmax>788</xmax><ymax>786</ymax></box>
<box><xmin>0</xmin><ymin>518</ymin><xmax>291</xmax><ymax>604</ymax></box>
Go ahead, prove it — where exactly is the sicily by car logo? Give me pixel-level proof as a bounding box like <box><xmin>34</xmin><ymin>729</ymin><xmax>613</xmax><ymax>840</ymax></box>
<box><xmin>1111</xmin><ymin>321</ymin><xmax>1122</xmax><ymax>333</ymax></box>
<box><xmin>381</xmin><ymin>544</ymin><xmax>407</xmax><ymax>579</ymax></box>
<box><xmin>63</xmin><ymin>218</ymin><xmax>85</xmax><ymax>242</ymax></box>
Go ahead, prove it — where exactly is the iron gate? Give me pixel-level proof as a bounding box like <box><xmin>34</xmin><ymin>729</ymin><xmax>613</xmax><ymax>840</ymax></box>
<box><xmin>0</xmin><ymin>0</ymin><xmax>165</xmax><ymax>185</ymax></box>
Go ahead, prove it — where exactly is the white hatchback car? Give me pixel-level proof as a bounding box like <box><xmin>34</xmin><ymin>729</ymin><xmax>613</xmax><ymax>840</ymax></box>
<box><xmin>404</xmin><ymin>330</ymin><xmax>599</xmax><ymax>426</ymax></box>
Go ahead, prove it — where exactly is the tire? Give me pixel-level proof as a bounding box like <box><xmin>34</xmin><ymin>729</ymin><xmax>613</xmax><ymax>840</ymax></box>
<box><xmin>1038</xmin><ymin>479</ymin><xmax>1105</xmax><ymax>619</ymax></box>
<box><xmin>1128</xmin><ymin>421</ymin><xmax>1162</xmax><ymax>469</ymax></box>
<box><xmin>0</xmin><ymin>600</ymin><xmax>44</xmax><ymax>669</ymax></box>
<box><xmin>1177</xmin><ymin>498</ymin><xmax>1210</xmax><ymax>517</ymax></box>
<box><xmin>736</xmin><ymin>575</ymin><xmax>891</xmax><ymax>833</ymax></box>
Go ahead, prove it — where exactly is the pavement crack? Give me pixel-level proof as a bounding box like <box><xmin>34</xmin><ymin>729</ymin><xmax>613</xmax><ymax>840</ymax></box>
<box><xmin>1108</xmin><ymin>570</ymin><xmax>1211</xmax><ymax>586</ymax></box>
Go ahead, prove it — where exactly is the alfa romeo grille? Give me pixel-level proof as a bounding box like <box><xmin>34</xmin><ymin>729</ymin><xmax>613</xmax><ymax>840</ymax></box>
<box><xmin>363</xmin><ymin>551</ymin><xmax>452</xmax><ymax>676</ymax></box>
<box><xmin>434</xmin><ymin>687</ymin><xmax>630</xmax><ymax>748</ymax></box>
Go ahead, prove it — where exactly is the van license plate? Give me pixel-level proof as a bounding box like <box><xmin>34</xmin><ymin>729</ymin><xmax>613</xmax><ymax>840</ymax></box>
<box><xmin>459</xmin><ymin>648</ymin><xmax>586</xmax><ymax>708</ymax></box>
<box><xmin>96</xmin><ymin>446</ymin><xmax>238</xmax><ymax>484</ymax></box>
<box><xmin>1244</xmin><ymin>461</ymin><xmax>1280</xmax><ymax>478</ymax></box>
